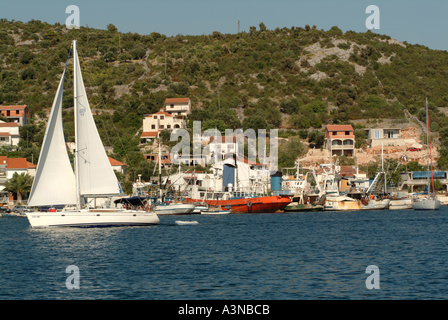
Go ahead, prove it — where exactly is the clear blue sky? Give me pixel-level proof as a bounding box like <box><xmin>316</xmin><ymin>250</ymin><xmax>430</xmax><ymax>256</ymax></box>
<box><xmin>2</xmin><ymin>0</ymin><xmax>447</xmax><ymax>51</ymax></box>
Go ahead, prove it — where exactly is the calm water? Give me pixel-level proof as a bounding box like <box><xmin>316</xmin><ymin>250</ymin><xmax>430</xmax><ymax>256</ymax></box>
<box><xmin>1</xmin><ymin>208</ymin><xmax>448</xmax><ymax>300</ymax></box>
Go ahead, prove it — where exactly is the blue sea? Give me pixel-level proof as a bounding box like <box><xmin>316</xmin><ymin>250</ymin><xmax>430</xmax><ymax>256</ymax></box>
<box><xmin>1</xmin><ymin>208</ymin><xmax>448</xmax><ymax>300</ymax></box>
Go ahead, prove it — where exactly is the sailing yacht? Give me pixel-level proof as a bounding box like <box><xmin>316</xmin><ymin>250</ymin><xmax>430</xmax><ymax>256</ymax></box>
<box><xmin>412</xmin><ymin>98</ymin><xmax>440</xmax><ymax>210</ymax></box>
<box><xmin>26</xmin><ymin>41</ymin><xmax>159</xmax><ymax>227</ymax></box>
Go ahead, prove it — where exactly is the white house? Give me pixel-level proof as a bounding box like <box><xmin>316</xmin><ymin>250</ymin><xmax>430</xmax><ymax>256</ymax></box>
<box><xmin>0</xmin><ymin>122</ymin><xmax>20</xmax><ymax>147</ymax></box>
<box><xmin>365</xmin><ymin>128</ymin><xmax>405</xmax><ymax>147</ymax></box>
<box><xmin>164</xmin><ymin>98</ymin><xmax>191</xmax><ymax>116</ymax></box>
<box><xmin>140</xmin><ymin>110</ymin><xmax>187</xmax><ymax>143</ymax></box>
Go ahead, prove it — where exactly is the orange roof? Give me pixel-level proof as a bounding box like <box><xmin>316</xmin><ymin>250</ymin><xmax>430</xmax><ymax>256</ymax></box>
<box><xmin>0</xmin><ymin>123</ymin><xmax>19</xmax><ymax>127</ymax></box>
<box><xmin>0</xmin><ymin>105</ymin><xmax>28</xmax><ymax>110</ymax></box>
<box><xmin>141</xmin><ymin>131</ymin><xmax>159</xmax><ymax>138</ymax></box>
<box><xmin>147</xmin><ymin>110</ymin><xmax>172</xmax><ymax>118</ymax></box>
<box><xmin>0</xmin><ymin>156</ymin><xmax>35</xmax><ymax>169</ymax></box>
<box><xmin>0</xmin><ymin>133</ymin><xmax>10</xmax><ymax>136</ymax></box>
<box><xmin>165</xmin><ymin>98</ymin><xmax>190</xmax><ymax>103</ymax></box>
<box><xmin>326</xmin><ymin>125</ymin><xmax>354</xmax><ymax>131</ymax></box>
<box><xmin>108</xmin><ymin>157</ymin><xmax>127</xmax><ymax>166</ymax></box>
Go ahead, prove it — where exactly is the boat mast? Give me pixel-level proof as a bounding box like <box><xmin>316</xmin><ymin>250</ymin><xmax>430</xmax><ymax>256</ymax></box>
<box><xmin>426</xmin><ymin>98</ymin><xmax>436</xmax><ymax>196</ymax></box>
<box><xmin>73</xmin><ymin>40</ymin><xmax>81</xmax><ymax>211</ymax></box>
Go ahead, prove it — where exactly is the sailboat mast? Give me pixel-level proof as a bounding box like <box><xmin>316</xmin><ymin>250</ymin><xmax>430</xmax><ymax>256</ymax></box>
<box><xmin>73</xmin><ymin>40</ymin><xmax>81</xmax><ymax>210</ymax></box>
<box><xmin>426</xmin><ymin>98</ymin><xmax>436</xmax><ymax>196</ymax></box>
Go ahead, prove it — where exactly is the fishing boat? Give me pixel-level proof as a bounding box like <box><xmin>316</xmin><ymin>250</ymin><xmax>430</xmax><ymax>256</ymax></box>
<box><xmin>26</xmin><ymin>41</ymin><xmax>159</xmax><ymax>228</ymax></box>
<box><xmin>324</xmin><ymin>194</ymin><xmax>390</xmax><ymax>211</ymax></box>
<box><xmin>412</xmin><ymin>98</ymin><xmax>440</xmax><ymax>210</ymax></box>
<box><xmin>284</xmin><ymin>192</ymin><xmax>324</xmax><ymax>212</ymax></box>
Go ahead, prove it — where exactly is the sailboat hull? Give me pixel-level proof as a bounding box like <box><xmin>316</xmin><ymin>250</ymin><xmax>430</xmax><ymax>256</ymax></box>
<box><xmin>26</xmin><ymin>211</ymin><xmax>159</xmax><ymax>228</ymax></box>
<box><xmin>412</xmin><ymin>199</ymin><xmax>441</xmax><ymax>210</ymax></box>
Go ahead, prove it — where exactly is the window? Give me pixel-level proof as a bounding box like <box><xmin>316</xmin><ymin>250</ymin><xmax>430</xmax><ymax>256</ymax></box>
<box><xmin>345</xmin><ymin>131</ymin><xmax>350</xmax><ymax>135</ymax></box>
<box><xmin>333</xmin><ymin>132</ymin><xmax>337</xmax><ymax>136</ymax></box>
<box><xmin>16</xmin><ymin>110</ymin><xmax>19</xmax><ymax>115</ymax></box>
<box><xmin>374</xmin><ymin>131</ymin><xmax>380</xmax><ymax>139</ymax></box>
<box><xmin>151</xmin><ymin>125</ymin><xmax>156</xmax><ymax>129</ymax></box>
<box><xmin>171</xmin><ymin>104</ymin><xmax>174</xmax><ymax>108</ymax></box>
<box><xmin>154</xmin><ymin>116</ymin><xmax>157</xmax><ymax>119</ymax></box>
<box><xmin>160</xmin><ymin>116</ymin><xmax>164</xmax><ymax>120</ymax></box>
<box><xmin>160</xmin><ymin>125</ymin><xmax>164</xmax><ymax>129</ymax></box>
<box><xmin>167</xmin><ymin>125</ymin><xmax>171</xmax><ymax>129</ymax></box>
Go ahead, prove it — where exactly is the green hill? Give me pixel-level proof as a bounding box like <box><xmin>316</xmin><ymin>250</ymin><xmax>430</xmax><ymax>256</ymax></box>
<box><xmin>2</xmin><ymin>19</ymin><xmax>448</xmax><ymax>184</ymax></box>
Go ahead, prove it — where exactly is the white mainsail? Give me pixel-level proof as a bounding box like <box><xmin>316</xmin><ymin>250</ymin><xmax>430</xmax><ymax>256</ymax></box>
<box><xmin>28</xmin><ymin>66</ymin><xmax>77</xmax><ymax>206</ymax></box>
<box><xmin>73</xmin><ymin>41</ymin><xmax>121</xmax><ymax>197</ymax></box>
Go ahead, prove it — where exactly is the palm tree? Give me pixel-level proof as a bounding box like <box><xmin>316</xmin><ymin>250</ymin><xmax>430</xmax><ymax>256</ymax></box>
<box><xmin>4</xmin><ymin>172</ymin><xmax>33</xmax><ymax>202</ymax></box>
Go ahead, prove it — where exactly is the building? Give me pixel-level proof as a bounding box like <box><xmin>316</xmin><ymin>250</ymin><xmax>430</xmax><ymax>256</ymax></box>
<box><xmin>164</xmin><ymin>98</ymin><xmax>191</xmax><ymax>116</ymax></box>
<box><xmin>140</xmin><ymin>110</ymin><xmax>187</xmax><ymax>143</ymax></box>
<box><xmin>324</xmin><ymin>125</ymin><xmax>355</xmax><ymax>157</ymax></box>
<box><xmin>0</xmin><ymin>122</ymin><xmax>20</xmax><ymax>147</ymax></box>
<box><xmin>399</xmin><ymin>171</ymin><xmax>448</xmax><ymax>192</ymax></box>
<box><xmin>0</xmin><ymin>105</ymin><xmax>30</xmax><ymax>126</ymax></box>
<box><xmin>365</xmin><ymin>128</ymin><xmax>405</xmax><ymax>147</ymax></box>
<box><xmin>108</xmin><ymin>157</ymin><xmax>127</xmax><ymax>175</ymax></box>
<box><xmin>208</xmin><ymin>136</ymin><xmax>238</xmax><ymax>162</ymax></box>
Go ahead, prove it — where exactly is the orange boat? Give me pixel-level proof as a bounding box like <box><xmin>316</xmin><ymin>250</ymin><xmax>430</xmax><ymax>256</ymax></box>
<box><xmin>185</xmin><ymin>195</ymin><xmax>291</xmax><ymax>214</ymax></box>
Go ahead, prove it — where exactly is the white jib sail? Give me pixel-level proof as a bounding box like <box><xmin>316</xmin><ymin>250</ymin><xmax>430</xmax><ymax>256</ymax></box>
<box><xmin>73</xmin><ymin>41</ymin><xmax>121</xmax><ymax>196</ymax></box>
<box><xmin>28</xmin><ymin>67</ymin><xmax>77</xmax><ymax>207</ymax></box>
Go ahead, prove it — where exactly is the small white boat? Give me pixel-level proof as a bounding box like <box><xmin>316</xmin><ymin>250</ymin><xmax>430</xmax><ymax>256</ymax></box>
<box><xmin>201</xmin><ymin>209</ymin><xmax>231</xmax><ymax>215</ymax></box>
<box><xmin>412</xmin><ymin>197</ymin><xmax>441</xmax><ymax>210</ymax></box>
<box><xmin>389</xmin><ymin>198</ymin><xmax>412</xmax><ymax>210</ymax></box>
<box><xmin>153</xmin><ymin>203</ymin><xmax>195</xmax><ymax>216</ymax></box>
<box><xmin>175</xmin><ymin>221</ymin><xmax>199</xmax><ymax>225</ymax></box>
<box><xmin>193</xmin><ymin>205</ymin><xmax>209</xmax><ymax>214</ymax></box>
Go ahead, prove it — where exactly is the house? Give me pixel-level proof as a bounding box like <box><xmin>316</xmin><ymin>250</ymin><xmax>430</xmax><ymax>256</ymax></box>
<box><xmin>365</xmin><ymin>128</ymin><xmax>405</xmax><ymax>147</ymax></box>
<box><xmin>164</xmin><ymin>98</ymin><xmax>191</xmax><ymax>116</ymax></box>
<box><xmin>108</xmin><ymin>157</ymin><xmax>127</xmax><ymax>175</ymax></box>
<box><xmin>0</xmin><ymin>156</ymin><xmax>37</xmax><ymax>180</ymax></box>
<box><xmin>144</xmin><ymin>153</ymin><xmax>174</xmax><ymax>170</ymax></box>
<box><xmin>324</xmin><ymin>125</ymin><xmax>355</xmax><ymax>157</ymax></box>
<box><xmin>140</xmin><ymin>110</ymin><xmax>187</xmax><ymax>143</ymax></box>
<box><xmin>399</xmin><ymin>171</ymin><xmax>448</xmax><ymax>192</ymax></box>
<box><xmin>208</xmin><ymin>136</ymin><xmax>238</xmax><ymax>162</ymax></box>
<box><xmin>0</xmin><ymin>122</ymin><xmax>20</xmax><ymax>147</ymax></box>
<box><xmin>0</xmin><ymin>105</ymin><xmax>30</xmax><ymax>126</ymax></box>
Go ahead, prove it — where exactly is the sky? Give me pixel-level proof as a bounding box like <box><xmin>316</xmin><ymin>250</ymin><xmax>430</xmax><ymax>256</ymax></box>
<box><xmin>1</xmin><ymin>0</ymin><xmax>448</xmax><ymax>51</ymax></box>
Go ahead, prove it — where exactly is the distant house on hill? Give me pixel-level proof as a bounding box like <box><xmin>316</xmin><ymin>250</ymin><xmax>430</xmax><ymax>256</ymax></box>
<box><xmin>365</xmin><ymin>128</ymin><xmax>405</xmax><ymax>147</ymax></box>
<box><xmin>0</xmin><ymin>105</ymin><xmax>30</xmax><ymax>126</ymax></box>
<box><xmin>108</xmin><ymin>157</ymin><xmax>127</xmax><ymax>175</ymax></box>
<box><xmin>140</xmin><ymin>109</ymin><xmax>187</xmax><ymax>143</ymax></box>
<box><xmin>164</xmin><ymin>98</ymin><xmax>191</xmax><ymax>116</ymax></box>
<box><xmin>324</xmin><ymin>125</ymin><xmax>355</xmax><ymax>157</ymax></box>
<box><xmin>0</xmin><ymin>122</ymin><xmax>20</xmax><ymax>146</ymax></box>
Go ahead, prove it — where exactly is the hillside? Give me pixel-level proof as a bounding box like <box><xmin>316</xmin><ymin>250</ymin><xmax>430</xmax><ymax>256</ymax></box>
<box><xmin>2</xmin><ymin>19</ymin><xmax>448</xmax><ymax>188</ymax></box>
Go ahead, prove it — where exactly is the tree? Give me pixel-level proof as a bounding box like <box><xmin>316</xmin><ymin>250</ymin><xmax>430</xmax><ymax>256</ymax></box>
<box><xmin>4</xmin><ymin>172</ymin><xmax>33</xmax><ymax>202</ymax></box>
<box><xmin>107</xmin><ymin>24</ymin><xmax>117</xmax><ymax>32</ymax></box>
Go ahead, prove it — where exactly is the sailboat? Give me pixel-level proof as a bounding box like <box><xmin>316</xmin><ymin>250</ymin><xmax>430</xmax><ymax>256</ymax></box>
<box><xmin>412</xmin><ymin>98</ymin><xmax>440</xmax><ymax>210</ymax></box>
<box><xmin>26</xmin><ymin>41</ymin><xmax>160</xmax><ymax>227</ymax></box>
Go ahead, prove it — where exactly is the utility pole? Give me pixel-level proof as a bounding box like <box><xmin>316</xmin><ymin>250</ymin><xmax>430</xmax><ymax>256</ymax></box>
<box><xmin>238</xmin><ymin>20</ymin><xmax>240</xmax><ymax>33</ymax></box>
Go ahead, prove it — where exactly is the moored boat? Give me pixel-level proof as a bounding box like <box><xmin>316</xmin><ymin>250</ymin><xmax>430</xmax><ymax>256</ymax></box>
<box><xmin>186</xmin><ymin>195</ymin><xmax>291</xmax><ymax>214</ymax></box>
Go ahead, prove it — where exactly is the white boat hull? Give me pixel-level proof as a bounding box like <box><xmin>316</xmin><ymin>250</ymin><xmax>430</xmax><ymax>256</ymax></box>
<box><xmin>154</xmin><ymin>204</ymin><xmax>195</xmax><ymax>216</ymax></box>
<box><xmin>389</xmin><ymin>198</ymin><xmax>413</xmax><ymax>210</ymax></box>
<box><xmin>26</xmin><ymin>210</ymin><xmax>160</xmax><ymax>228</ymax></box>
<box><xmin>412</xmin><ymin>198</ymin><xmax>441</xmax><ymax>210</ymax></box>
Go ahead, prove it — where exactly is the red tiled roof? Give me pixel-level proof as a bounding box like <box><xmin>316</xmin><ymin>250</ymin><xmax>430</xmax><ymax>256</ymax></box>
<box><xmin>0</xmin><ymin>132</ymin><xmax>11</xmax><ymax>136</ymax></box>
<box><xmin>0</xmin><ymin>123</ymin><xmax>19</xmax><ymax>127</ymax></box>
<box><xmin>0</xmin><ymin>105</ymin><xmax>28</xmax><ymax>110</ymax></box>
<box><xmin>147</xmin><ymin>111</ymin><xmax>172</xmax><ymax>118</ymax></box>
<box><xmin>326</xmin><ymin>125</ymin><xmax>354</xmax><ymax>131</ymax></box>
<box><xmin>141</xmin><ymin>131</ymin><xmax>159</xmax><ymax>138</ymax></box>
<box><xmin>165</xmin><ymin>98</ymin><xmax>190</xmax><ymax>103</ymax></box>
<box><xmin>108</xmin><ymin>157</ymin><xmax>127</xmax><ymax>167</ymax></box>
<box><xmin>0</xmin><ymin>156</ymin><xmax>33</xmax><ymax>169</ymax></box>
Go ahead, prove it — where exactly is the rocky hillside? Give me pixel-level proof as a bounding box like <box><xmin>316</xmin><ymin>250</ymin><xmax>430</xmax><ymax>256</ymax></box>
<box><xmin>2</xmin><ymin>19</ymin><xmax>448</xmax><ymax>176</ymax></box>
